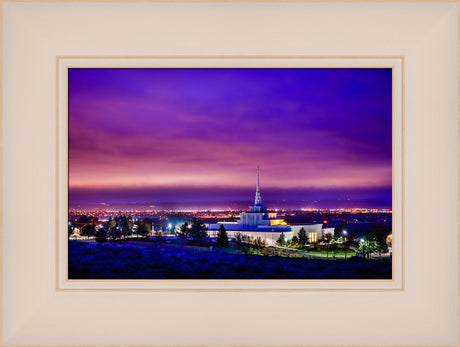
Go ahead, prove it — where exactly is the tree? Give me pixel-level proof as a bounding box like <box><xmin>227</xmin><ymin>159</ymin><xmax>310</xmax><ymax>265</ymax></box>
<box><xmin>372</xmin><ymin>236</ymin><xmax>388</xmax><ymax>256</ymax></box>
<box><xmin>136</xmin><ymin>221</ymin><xmax>151</xmax><ymax>237</ymax></box>
<box><xmin>95</xmin><ymin>228</ymin><xmax>108</xmax><ymax>243</ymax></box>
<box><xmin>120</xmin><ymin>216</ymin><xmax>132</xmax><ymax>238</ymax></box>
<box><xmin>109</xmin><ymin>226</ymin><xmax>121</xmax><ymax>242</ymax></box>
<box><xmin>277</xmin><ymin>232</ymin><xmax>286</xmax><ymax>246</ymax></box>
<box><xmin>76</xmin><ymin>215</ymin><xmax>91</xmax><ymax>224</ymax></box>
<box><xmin>334</xmin><ymin>224</ymin><xmax>346</xmax><ymax>239</ymax></box>
<box><xmin>233</xmin><ymin>233</ymin><xmax>267</xmax><ymax>254</ymax></box>
<box><xmin>370</xmin><ymin>225</ymin><xmax>390</xmax><ymax>256</ymax></box>
<box><xmin>81</xmin><ymin>224</ymin><xmax>95</xmax><ymax>239</ymax></box>
<box><xmin>68</xmin><ymin>224</ymin><xmax>74</xmax><ymax>237</ymax></box>
<box><xmin>253</xmin><ymin>237</ymin><xmax>266</xmax><ymax>250</ymax></box>
<box><xmin>358</xmin><ymin>239</ymin><xmax>379</xmax><ymax>259</ymax></box>
<box><xmin>188</xmin><ymin>218</ymin><xmax>209</xmax><ymax>246</ymax></box>
<box><xmin>358</xmin><ymin>240</ymin><xmax>367</xmax><ymax>258</ymax></box>
<box><xmin>298</xmin><ymin>228</ymin><xmax>307</xmax><ymax>247</ymax></box>
<box><xmin>142</xmin><ymin>218</ymin><xmax>153</xmax><ymax>230</ymax></box>
<box><xmin>216</xmin><ymin>224</ymin><xmax>229</xmax><ymax>248</ymax></box>
<box><xmin>177</xmin><ymin>223</ymin><xmax>190</xmax><ymax>247</ymax></box>
<box><xmin>369</xmin><ymin>240</ymin><xmax>379</xmax><ymax>257</ymax></box>
<box><xmin>235</xmin><ymin>232</ymin><xmax>248</xmax><ymax>254</ymax></box>
<box><xmin>121</xmin><ymin>226</ymin><xmax>132</xmax><ymax>239</ymax></box>
<box><xmin>386</xmin><ymin>234</ymin><xmax>393</xmax><ymax>247</ymax></box>
<box><xmin>289</xmin><ymin>235</ymin><xmax>299</xmax><ymax>248</ymax></box>
<box><xmin>106</xmin><ymin>218</ymin><xmax>117</xmax><ymax>232</ymax></box>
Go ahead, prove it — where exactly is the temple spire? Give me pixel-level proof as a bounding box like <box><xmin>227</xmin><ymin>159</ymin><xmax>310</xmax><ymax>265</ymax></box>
<box><xmin>254</xmin><ymin>165</ymin><xmax>262</xmax><ymax>205</ymax></box>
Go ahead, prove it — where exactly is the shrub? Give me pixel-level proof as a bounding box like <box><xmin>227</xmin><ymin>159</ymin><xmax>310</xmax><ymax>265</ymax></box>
<box><xmin>95</xmin><ymin>229</ymin><xmax>108</xmax><ymax>243</ymax></box>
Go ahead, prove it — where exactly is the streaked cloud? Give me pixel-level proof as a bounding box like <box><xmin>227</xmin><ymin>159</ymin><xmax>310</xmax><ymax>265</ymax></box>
<box><xmin>69</xmin><ymin>68</ymin><xmax>392</xmax><ymax>208</ymax></box>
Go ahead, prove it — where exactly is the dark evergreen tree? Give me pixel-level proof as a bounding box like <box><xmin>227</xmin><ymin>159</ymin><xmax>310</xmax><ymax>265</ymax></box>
<box><xmin>276</xmin><ymin>232</ymin><xmax>285</xmax><ymax>246</ymax></box>
<box><xmin>95</xmin><ymin>228</ymin><xmax>108</xmax><ymax>243</ymax></box>
<box><xmin>177</xmin><ymin>222</ymin><xmax>190</xmax><ymax>247</ymax></box>
<box><xmin>334</xmin><ymin>224</ymin><xmax>346</xmax><ymax>239</ymax></box>
<box><xmin>109</xmin><ymin>226</ymin><xmax>121</xmax><ymax>242</ymax></box>
<box><xmin>298</xmin><ymin>227</ymin><xmax>307</xmax><ymax>246</ymax></box>
<box><xmin>216</xmin><ymin>224</ymin><xmax>229</xmax><ymax>248</ymax></box>
<box><xmin>136</xmin><ymin>221</ymin><xmax>151</xmax><ymax>237</ymax></box>
<box><xmin>189</xmin><ymin>218</ymin><xmax>209</xmax><ymax>246</ymax></box>
<box><xmin>68</xmin><ymin>224</ymin><xmax>74</xmax><ymax>237</ymax></box>
<box><xmin>370</xmin><ymin>224</ymin><xmax>391</xmax><ymax>255</ymax></box>
<box><xmin>114</xmin><ymin>216</ymin><xmax>130</xmax><ymax>239</ymax></box>
<box><xmin>81</xmin><ymin>224</ymin><xmax>95</xmax><ymax>239</ymax></box>
<box><xmin>76</xmin><ymin>215</ymin><xmax>91</xmax><ymax>224</ymax></box>
<box><xmin>289</xmin><ymin>235</ymin><xmax>299</xmax><ymax>248</ymax></box>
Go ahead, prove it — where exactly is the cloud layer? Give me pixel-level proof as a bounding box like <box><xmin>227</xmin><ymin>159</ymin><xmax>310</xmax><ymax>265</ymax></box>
<box><xmin>68</xmin><ymin>68</ymin><xmax>392</xmax><ymax>208</ymax></box>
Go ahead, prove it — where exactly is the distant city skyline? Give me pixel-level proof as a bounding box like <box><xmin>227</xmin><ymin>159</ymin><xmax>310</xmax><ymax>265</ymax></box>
<box><xmin>69</xmin><ymin>68</ymin><xmax>392</xmax><ymax>210</ymax></box>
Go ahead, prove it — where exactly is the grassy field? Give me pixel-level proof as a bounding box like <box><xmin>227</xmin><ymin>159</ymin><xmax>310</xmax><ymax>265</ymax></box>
<box><xmin>69</xmin><ymin>241</ymin><xmax>391</xmax><ymax>280</ymax></box>
<box><xmin>301</xmin><ymin>249</ymin><xmax>357</xmax><ymax>259</ymax></box>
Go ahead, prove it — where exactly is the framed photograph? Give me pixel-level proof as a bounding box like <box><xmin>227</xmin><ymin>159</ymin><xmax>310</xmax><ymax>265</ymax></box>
<box><xmin>2</xmin><ymin>1</ymin><xmax>458</xmax><ymax>346</ymax></box>
<box><xmin>58</xmin><ymin>57</ymin><xmax>403</xmax><ymax>290</ymax></box>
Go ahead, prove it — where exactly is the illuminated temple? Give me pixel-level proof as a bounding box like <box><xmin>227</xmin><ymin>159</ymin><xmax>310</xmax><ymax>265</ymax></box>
<box><xmin>206</xmin><ymin>166</ymin><xmax>328</xmax><ymax>245</ymax></box>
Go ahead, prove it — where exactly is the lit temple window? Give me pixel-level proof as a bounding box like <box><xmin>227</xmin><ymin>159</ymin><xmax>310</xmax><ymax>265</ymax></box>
<box><xmin>308</xmin><ymin>232</ymin><xmax>318</xmax><ymax>243</ymax></box>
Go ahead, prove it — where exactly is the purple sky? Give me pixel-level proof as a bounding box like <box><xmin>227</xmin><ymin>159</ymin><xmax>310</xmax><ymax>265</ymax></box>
<box><xmin>68</xmin><ymin>68</ymin><xmax>392</xmax><ymax>210</ymax></box>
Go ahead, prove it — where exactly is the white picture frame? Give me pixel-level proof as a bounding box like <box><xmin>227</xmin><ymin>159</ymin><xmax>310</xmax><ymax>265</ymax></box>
<box><xmin>2</xmin><ymin>1</ymin><xmax>458</xmax><ymax>345</ymax></box>
<box><xmin>57</xmin><ymin>56</ymin><xmax>403</xmax><ymax>291</ymax></box>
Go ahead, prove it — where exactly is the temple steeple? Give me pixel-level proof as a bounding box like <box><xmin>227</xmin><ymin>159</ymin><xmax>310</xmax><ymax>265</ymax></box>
<box><xmin>248</xmin><ymin>165</ymin><xmax>267</xmax><ymax>214</ymax></box>
<box><xmin>254</xmin><ymin>165</ymin><xmax>262</xmax><ymax>205</ymax></box>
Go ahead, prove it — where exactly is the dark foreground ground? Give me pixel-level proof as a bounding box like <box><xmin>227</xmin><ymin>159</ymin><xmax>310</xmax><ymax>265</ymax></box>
<box><xmin>68</xmin><ymin>241</ymin><xmax>392</xmax><ymax>279</ymax></box>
